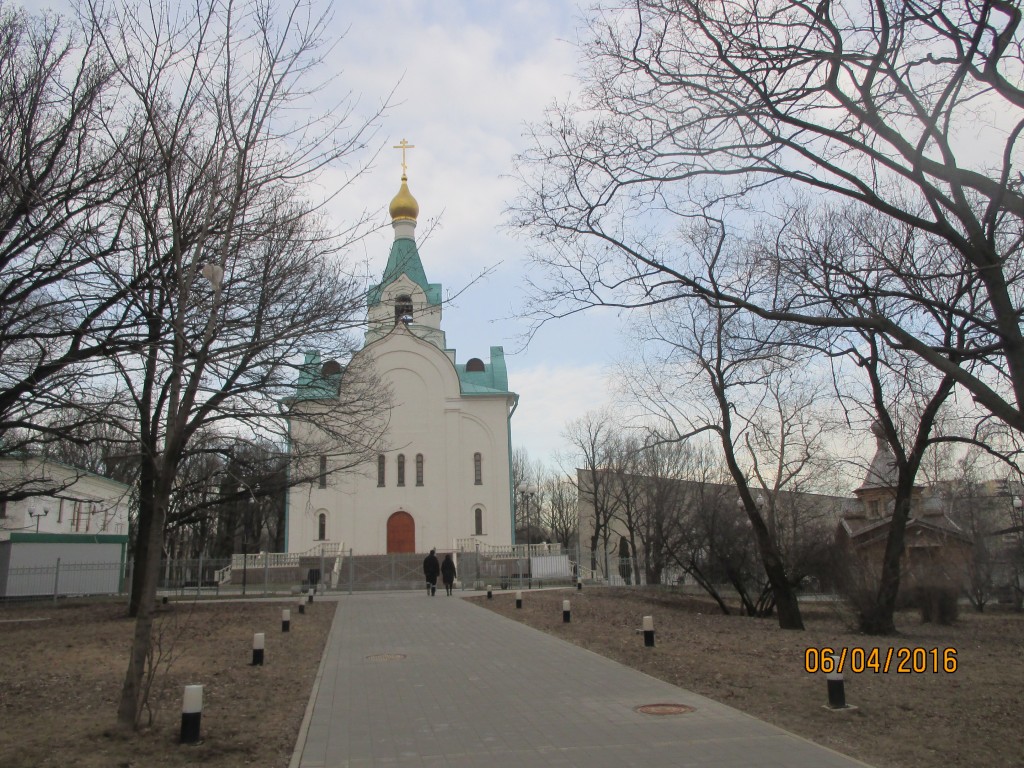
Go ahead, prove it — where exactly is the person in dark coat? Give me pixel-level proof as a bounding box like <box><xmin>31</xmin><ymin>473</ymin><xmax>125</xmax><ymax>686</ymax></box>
<box><xmin>440</xmin><ymin>553</ymin><xmax>457</xmax><ymax>596</ymax></box>
<box><xmin>423</xmin><ymin>549</ymin><xmax>440</xmax><ymax>596</ymax></box>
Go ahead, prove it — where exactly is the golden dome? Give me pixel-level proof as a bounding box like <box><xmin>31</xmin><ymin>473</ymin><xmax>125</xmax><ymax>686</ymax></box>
<box><xmin>389</xmin><ymin>174</ymin><xmax>419</xmax><ymax>221</ymax></box>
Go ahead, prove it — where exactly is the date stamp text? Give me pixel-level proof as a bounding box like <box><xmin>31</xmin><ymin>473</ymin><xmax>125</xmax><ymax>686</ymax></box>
<box><xmin>804</xmin><ymin>646</ymin><xmax>958</xmax><ymax>674</ymax></box>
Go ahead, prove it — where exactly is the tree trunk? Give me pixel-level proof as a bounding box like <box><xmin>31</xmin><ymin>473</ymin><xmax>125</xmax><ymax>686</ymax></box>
<box><xmin>117</xmin><ymin>488</ymin><xmax>168</xmax><ymax>728</ymax></box>
<box><xmin>127</xmin><ymin>468</ymin><xmax>156</xmax><ymax>617</ymax></box>
<box><xmin>860</xmin><ymin>493</ymin><xmax>912</xmax><ymax>635</ymax></box>
<box><xmin>745</xmin><ymin>512</ymin><xmax>803</xmax><ymax>628</ymax></box>
<box><xmin>724</xmin><ymin>566</ymin><xmax>757</xmax><ymax>616</ymax></box>
<box><xmin>688</xmin><ymin>566</ymin><xmax>732</xmax><ymax>615</ymax></box>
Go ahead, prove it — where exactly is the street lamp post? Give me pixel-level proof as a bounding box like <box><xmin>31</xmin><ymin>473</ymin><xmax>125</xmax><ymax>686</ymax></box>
<box><xmin>29</xmin><ymin>508</ymin><xmax>48</xmax><ymax>533</ymax></box>
<box><xmin>517</xmin><ymin>482</ymin><xmax>537</xmax><ymax>577</ymax></box>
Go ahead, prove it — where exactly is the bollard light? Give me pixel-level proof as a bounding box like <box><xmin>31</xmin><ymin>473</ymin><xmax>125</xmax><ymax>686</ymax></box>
<box><xmin>562</xmin><ymin>599</ymin><xmax>571</xmax><ymax>623</ymax></box>
<box><xmin>643</xmin><ymin>615</ymin><xmax>655</xmax><ymax>647</ymax></box>
<box><xmin>298</xmin><ymin>598</ymin><xmax>305</xmax><ymax>615</ymax></box>
<box><xmin>180</xmin><ymin>684</ymin><xmax>203</xmax><ymax>744</ymax></box>
<box><xmin>487</xmin><ymin>585</ymin><xmax>493</xmax><ymax>599</ymax></box>
<box><xmin>252</xmin><ymin>632</ymin><xmax>265</xmax><ymax>666</ymax></box>
<box><xmin>827</xmin><ymin>655</ymin><xmax>847</xmax><ymax>709</ymax></box>
<box><xmin>307</xmin><ymin>592</ymin><xmax>314</xmax><ymax>604</ymax></box>
<box><xmin>515</xmin><ymin>590</ymin><xmax>523</xmax><ymax>609</ymax></box>
<box><xmin>282</xmin><ymin>609</ymin><xmax>291</xmax><ymax>633</ymax></box>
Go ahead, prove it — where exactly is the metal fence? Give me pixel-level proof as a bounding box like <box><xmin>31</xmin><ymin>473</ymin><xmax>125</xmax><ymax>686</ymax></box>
<box><xmin>0</xmin><ymin>547</ymin><xmax>695</xmax><ymax>600</ymax></box>
<box><xmin>0</xmin><ymin>556</ymin><xmax>319</xmax><ymax>600</ymax></box>
<box><xmin>1</xmin><ymin>560</ymin><xmax>127</xmax><ymax>599</ymax></box>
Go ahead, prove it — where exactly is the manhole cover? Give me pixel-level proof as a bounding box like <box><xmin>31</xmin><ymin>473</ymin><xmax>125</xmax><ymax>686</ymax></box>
<box><xmin>635</xmin><ymin>703</ymin><xmax>695</xmax><ymax>716</ymax></box>
<box><xmin>364</xmin><ymin>653</ymin><xmax>406</xmax><ymax>662</ymax></box>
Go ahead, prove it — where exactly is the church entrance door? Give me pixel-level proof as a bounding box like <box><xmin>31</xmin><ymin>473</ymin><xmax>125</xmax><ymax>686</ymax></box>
<box><xmin>386</xmin><ymin>511</ymin><xmax>415</xmax><ymax>553</ymax></box>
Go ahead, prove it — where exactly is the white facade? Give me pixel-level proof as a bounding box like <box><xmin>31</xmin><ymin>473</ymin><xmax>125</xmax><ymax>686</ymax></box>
<box><xmin>286</xmin><ymin>174</ymin><xmax>517</xmax><ymax>555</ymax></box>
<box><xmin>0</xmin><ymin>456</ymin><xmax>131</xmax><ymax>539</ymax></box>
<box><xmin>0</xmin><ymin>456</ymin><xmax>131</xmax><ymax>597</ymax></box>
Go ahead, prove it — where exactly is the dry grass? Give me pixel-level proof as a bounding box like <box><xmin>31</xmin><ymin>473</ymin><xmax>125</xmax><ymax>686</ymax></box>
<box><xmin>0</xmin><ymin>597</ymin><xmax>333</xmax><ymax>768</ymax></box>
<box><xmin>473</xmin><ymin>587</ymin><xmax>1024</xmax><ymax>768</ymax></box>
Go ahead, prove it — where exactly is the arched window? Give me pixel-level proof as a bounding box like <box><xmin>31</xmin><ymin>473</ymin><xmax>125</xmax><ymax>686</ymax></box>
<box><xmin>394</xmin><ymin>294</ymin><xmax>413</xmax><ymax>325</ymax></box>
<box><xmin>416</xmin><ymin>454</ymin><xmax>424</xmax><ymax>486</ymax></box>
<box><xmin>318</xmin><ymin>455</ymin><xmax>328</xmax><ymax>488</ymax></box>
<box><xmin>397</xmin><ymin>454</ymin><xmax>406</xmax><ymax>486</ymax></box>
<box><xmin>466</xmin><ymin>357</ymin><xmax>485</xmax><ymax>372</ymax></box>
<box><xmin>473</xmin><ymin>452</ymin><xmax>482</xmax><ymax>485</ymax></box>
<box><xmin>318</xmin><ymin>513</ymin><xmax>327</xmax><ymax>541</ymax></box>
<box><xmin>377</xmin><ymin>454</ymin><xmax>386</xmax><ymax>487</ymax></box>
<box><xmin>474</xmin><ymin>507</ymin><xmax>483</xmax><ymax>535</ymax></box>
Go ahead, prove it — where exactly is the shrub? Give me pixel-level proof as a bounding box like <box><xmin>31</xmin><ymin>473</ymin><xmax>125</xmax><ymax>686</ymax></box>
<box><xmin>917</xmin><ymin>585</ymin><xmax>959</xmax><ymax>625</ymax></box>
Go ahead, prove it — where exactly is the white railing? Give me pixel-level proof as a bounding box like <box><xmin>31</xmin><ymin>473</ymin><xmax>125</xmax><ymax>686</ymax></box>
<box><xmin>573</xmin><ymin>563</ymin><xmax>599</xmax><ymax>581</ymax></box>
<box><xmin>452</xmin><ymin>539</ymin><xmax>564</xmax><ymax>558</ymax></box>
<box><xmin>228</xmin><ymin>542</ymin><xmax>342</xmax><ymax>570</ymax></box>
<box><xmin>217</xmin><ymin>542</ymin><xmax>343</xmax><ymax>584</ymax></box>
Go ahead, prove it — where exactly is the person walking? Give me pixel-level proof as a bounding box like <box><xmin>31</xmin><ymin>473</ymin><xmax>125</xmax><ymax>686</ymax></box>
<box><xmin>440</xmin><ymin>553</ymin><xmax>457</xmax><ymax>596</ymax></box>
<box><xmin>423</xmin><ymin>549</ymin><xmax>440</xmax><ymax>596</ymax></box>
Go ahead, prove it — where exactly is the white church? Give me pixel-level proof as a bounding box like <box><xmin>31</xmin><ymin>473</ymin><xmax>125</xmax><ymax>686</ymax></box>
<box><xmin>285</xmin><ymin>160</ymin><xmax>518</xmax><ymax>555</ymax></box>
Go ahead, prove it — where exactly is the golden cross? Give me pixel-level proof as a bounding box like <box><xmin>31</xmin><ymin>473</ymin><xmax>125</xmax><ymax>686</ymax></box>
<box><xmin>393</xmin><ymin>138</ymin><xmax>415</xmax><ymax>175</ymax></box>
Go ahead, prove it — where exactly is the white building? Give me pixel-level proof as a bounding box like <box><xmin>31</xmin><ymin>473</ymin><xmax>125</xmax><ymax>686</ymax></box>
<box><xmin>0</xmin><ymin>456</ymin><xmax>131</xmax><ymax>596</ymax></box>
<box><xmin>285</xmin><ymin>170</ymin><xmax>518</xmax><ymax>555</ymax></box>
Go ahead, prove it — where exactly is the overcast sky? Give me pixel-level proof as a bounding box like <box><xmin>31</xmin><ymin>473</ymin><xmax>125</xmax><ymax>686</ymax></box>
<box><xmin>20</xmin><ymin>0</ymin><xmax>623</xmax><ymax>466</ymax></box>
<box><xmin>318</xmin><ymin>0</ymin><xmax>621</xmax><ymax>468</ymax></box>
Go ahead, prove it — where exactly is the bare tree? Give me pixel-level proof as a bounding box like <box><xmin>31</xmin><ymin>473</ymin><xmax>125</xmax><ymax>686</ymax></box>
<box><xmin>76</xmin><ymin>0</ymin><xmax>389</xmax><ymax>729</ymax></box>
<box><xmin>621</xmin><ymin>297</ymin><xmax>840</xmax><ymax>629</ymax></box>
<box><xmin>603</xmin><ymin>433</ymin><xmax>644</xmax><ymax>580</ymax></box>
<box><xmin>667</xmin><ymin>454</ymin><xmax>759</xmax><ymax>614</ymax></box>
<box><xmin>565</xmin><ymin>409</ymin><xmax>622</xmax><ymax>576</ymax></box>
<box><xmin>631</xmin><ymin>438</ymin><xmax>691</xmax><ymax>586</ymax></box>
<box><xmin>541</xmin><ymin>472</ymin><xmax>578</xmax><ymax>549</ymax></box>
<box><xmin>938</xmin><ymin>448</ymin><xmax>1006</xmax><ymax>611</ymax></box>
<box><xmin>511</xmin><ymin>446</ymin><xmax>548</xmax><ymax>541</ymax></box>
<box><xmin>511</xmin><ymin>0</ymin><xmax>1024</xmax><ymax>434</ymax></box>
<box><xmin>0</xmin><ymin>4</ymin><xmax>138</xmax><ymax>476</ymax></box>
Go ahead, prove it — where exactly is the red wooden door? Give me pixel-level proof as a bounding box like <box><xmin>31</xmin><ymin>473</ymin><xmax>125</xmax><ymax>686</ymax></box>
<box><xmin>386</xmin><ymin>511</ymin><xmax>415</xmax><ymax>553</ymax></box>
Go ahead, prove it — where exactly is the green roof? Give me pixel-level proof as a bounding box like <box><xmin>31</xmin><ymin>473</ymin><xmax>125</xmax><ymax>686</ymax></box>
<box><xmin>367</xmin><ymin>238</ymin><xmax>442</xmax><ymax>306</ymax></box>
<box><xmin>292</xmin><ymin>351</ymin><xmax>341</xmax><ymax>402</ymax></box>
<box><xmin>455</xmin><ymin>347</ymin><xmax>513</xmax><ymax>395</ymax></box>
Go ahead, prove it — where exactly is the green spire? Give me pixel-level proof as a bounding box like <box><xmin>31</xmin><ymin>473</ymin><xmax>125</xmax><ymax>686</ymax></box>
<box><xmin>367</xmin><ymin>238</ymin><xmax>442</xmax><ymax>306</ymax></box>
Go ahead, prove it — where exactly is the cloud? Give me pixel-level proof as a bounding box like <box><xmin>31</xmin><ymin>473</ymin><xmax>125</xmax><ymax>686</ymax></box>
<box><xmin>321</xmin><ymin>1</ymin><xmax>580</xmax><ymax>273</ymax></box>
<box><xmin>510</xmin><ymin>361</ymin><xmax>615</xmax><ymax>466</ymax></box>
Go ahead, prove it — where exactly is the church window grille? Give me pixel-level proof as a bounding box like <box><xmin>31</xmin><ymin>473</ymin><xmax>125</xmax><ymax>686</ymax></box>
<box><xmin>377</xmin><ymin>455</ymin><xmax>386</xmax><ymax>487</ymax></box>
<box><xmin>318</xmin><ymin>513</ymin><xmax>326</xmax><ymax>541</ymax></box>
<box><xmin>416</xmin><ymin>454</ymin><xmax>424</xmax><ymax>486</ymax></box>
<box><xmin>475</xmin><ymin>507</ymin><xmax>483</xmax><ymax>535</ymax></box>
<box><xmin>395</xmin><ymin>294</ymin><xmax>413</xmax><ymax>325</ymax></box>
<box><xmin>397</xmin><ymin>454</ymin><xmax>406</xmax><ymax>486</ymax></box>
<box><xmin>474</xmin><ymin>453</ymin><xmax>482</xmax><ymax>485</ymax></box>
<box><xmin>319</xmin><ymin>455</ymin><xmax>328</xmax><ymax>488</ymax></box>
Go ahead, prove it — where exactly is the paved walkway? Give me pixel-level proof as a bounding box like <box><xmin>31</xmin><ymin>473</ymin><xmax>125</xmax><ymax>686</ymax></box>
<box><xmin>290</xmin><ymin>592</ymin><xmax>873</xmax><ymax>768</ymax></box>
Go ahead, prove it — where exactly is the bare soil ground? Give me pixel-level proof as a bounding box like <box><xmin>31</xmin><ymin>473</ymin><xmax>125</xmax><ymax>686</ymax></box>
<box><xmin>0</xmin><ymin>597</ymin><xmax>333</xmax><ymax>768</ymax></box>
<box><xmin>473</xmin><ymin>587</ymin><xmax>1024</xmax><ymax>768</ymax></box>
<box><xmin>1</xmin><ymin>588</ymin><xmax>1021</xmax><ymax>768</ymax></box>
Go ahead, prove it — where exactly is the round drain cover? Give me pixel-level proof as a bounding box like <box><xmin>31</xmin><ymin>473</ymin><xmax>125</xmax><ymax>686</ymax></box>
<box><xmin>364</xmin><ymin>653</ymin><xmax>406</xmax><ymax>662</ymax></box>
<box><xmin>635</xmin><ymin>703</ymin><xmax>695</xmax><ymax>715</ymax></box>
